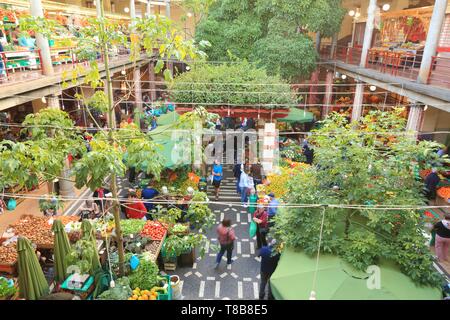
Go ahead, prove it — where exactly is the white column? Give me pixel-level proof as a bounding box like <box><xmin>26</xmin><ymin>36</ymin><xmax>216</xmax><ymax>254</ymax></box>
<box><xmin>330</xmin><ymin>33</ymin><xmax>337</xmax><ymax>59</ymax></box>
<box><xmin>352</xmin><ymin>82</ymin><xmax>364</xmax><ymax>121</ymax></box>
<box><xmin>59</xmin><ymin>157</ymin><xmax>76</xmax><ymax>198</ymax></box>
<box><xmin>165</xmin><ymin>0</ymin><xmax>171</xmax><ymax>19</ymax></box>
<box><xmin>360</xmin><ymin>0</ymin><xmax>377</xmax><ymax>67</ymax></box>
<box><xmin>29</xmin><ymin>0</ymin><xmax>54</xmax><ymax>76</ymax></box>
<box><xmin>130</xmin><ymin>0</ymin><xmax>136</xmax><ymax>25</ymax></box>
<box><xmin>95</xmin><ymin>0</ymin><xmax>102</xmax><ymax>17</ymax></box>
<box><xmin>406</xmin><ymin>104</ymin><xmax>424</xmax><ymax>132</ymax></box>
<box><xmin>417</xmin><ymin>0</ymin><xmax>449</xmax><ymax>84</ymax></box>
<box><xmin>47</xmin><ymin>94</ymin><xmax>60</xmax><ymax>109</ymax></box>
<box><xmin>133</xmin><ymin>67</ymin><xmax>143</xmax><ymax>113</ymax></box>
<box><xmin>323</xmin><ymin>71</ymin><xmax>334</xmax><ymax>118</ymax></box>
<box><xmin>146</xmin><ymin>1</ymin><xmax>151</xmax><ymax>17</ymax></box>
<box><xmin>149</xmin><ymin>62</ymin><xmax>156</xmax><ymax>101</ymax></box>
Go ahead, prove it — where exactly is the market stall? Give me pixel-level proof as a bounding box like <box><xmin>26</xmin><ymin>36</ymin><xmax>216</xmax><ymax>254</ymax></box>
<box><xmin>0</xmin><ymin>215</ymin><xmax>80</xmax><ymax>275</ymax></box>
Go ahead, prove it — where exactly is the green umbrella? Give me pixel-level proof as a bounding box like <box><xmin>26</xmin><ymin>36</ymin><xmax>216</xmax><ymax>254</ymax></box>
<box><xmin>52</xmin><ymin>219</ymin><xmax>71</xmax><ymax>283</ymax></box>
<box><xmin>277</xmin><ymin>108</ymin><xmax>314</xmax><ymax>123</ymax></box>
<box><xmin>17</xmin><ymin>237</ymin><xmax>50</xmax><ymax>300</ymax></box>
<box><xmin>148</xmin><ymin>124</ymin><xmax>178</xmax><ymax>168</ymax></box>
<box><xmin>81</xmin><ymin>220</ymin><xmax>101</xmax><ymax>272</ymax></box>
<box><xmin>270</xmin><ymin>248</ymin><xmax>442</xmax><ymax>300</ymax></box>
<box><xmin>157</xmin><ymin>111</ymin><xmax>180</xmax><ymax>126</ymax></box>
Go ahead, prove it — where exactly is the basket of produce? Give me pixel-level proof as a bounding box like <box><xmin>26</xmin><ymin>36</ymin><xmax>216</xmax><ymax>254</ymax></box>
<box><xmin>120</xmin><ymin>219</ymin><xmax>146</xmax><ymax>236</ymax></box>
<box><xmin>169</xmin><ymin>223</ymin><xmax>189</xmax><ymax>236</ymax></box>
<box><xmin>140</xmin><ymin>221</ymin><xmax>167</xmax><ymax>241</ymax></box>
<box><xmin>0</xmin><ymin>244</ymin><xmax>18</xmax><ymax>275</ymax></box>
<box><xmin>9</xmin><ymin>216</ymin><xmax>53</xmax><ymax>249</ymax></box>
<box><xmin>437</xmin><ymin>186</ymin><xmax>450</xmax><ymax>202</ymax></box>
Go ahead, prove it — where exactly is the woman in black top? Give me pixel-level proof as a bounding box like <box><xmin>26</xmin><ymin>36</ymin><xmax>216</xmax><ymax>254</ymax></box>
<box><xmin>433</xmin><ymin>214</ymin><xmax>450</xmax><ymax>262</ymax></box>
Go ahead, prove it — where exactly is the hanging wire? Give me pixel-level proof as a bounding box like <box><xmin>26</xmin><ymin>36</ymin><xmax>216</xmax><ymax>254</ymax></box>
<box><xmin>310</xmin><ymin>206</ymin><xmax>327</xmax><ymax>300</ymax></box>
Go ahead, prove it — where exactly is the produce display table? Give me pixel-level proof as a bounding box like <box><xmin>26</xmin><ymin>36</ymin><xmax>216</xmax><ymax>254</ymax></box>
<box><xmin>1</xmin><ymin>215</ymin><xmax>80</xmax><ymax>250</ymax></box>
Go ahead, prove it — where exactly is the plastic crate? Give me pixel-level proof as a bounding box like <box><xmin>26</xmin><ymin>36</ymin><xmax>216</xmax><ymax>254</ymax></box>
<box><xmin>157</xmin><ymin>275</ymin><xmax>172</xmax><ymax>300</ymax></box>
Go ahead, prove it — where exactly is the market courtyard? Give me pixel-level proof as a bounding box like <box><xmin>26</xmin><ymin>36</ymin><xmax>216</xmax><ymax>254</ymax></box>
<box><xmin>0</xmin><ymin>0</ymin><xmax>450</xmax><ymax>303</ymax></box>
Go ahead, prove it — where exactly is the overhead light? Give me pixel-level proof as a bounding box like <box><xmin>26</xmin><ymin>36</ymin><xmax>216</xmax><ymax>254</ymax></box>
<box><xmin>124</xmin><ymin>7</ymin><xmax>130</xmax><ymax>13</ymax></box>
<box><xmin>41</xmin><ymin>96</ymin><xmax>47</xmax><ymax>104</ymax></box>
<box><xmin>382</xmin><ymin>4</ymin><xmax>391</xmax><ymax>11</ymax></box>
<box><xmin>185</xmin><ymin>66</ymin><xmax>191</xmax><ymax>71</ymax></box>
<box><xmin>424</xmin><ymin>105</ymin><xmax>428</xmax><ymax>111</ymax></box>
<box><xmin>369</xmin><ymin>85</ymin><xmax>377</xmax><ymax>92</ymax></box>
<box><xmin>121</xmin><ymin>69</ymin><xmax>126</xmax><ymax>75</ymax></box>
<box><xmin>187</xmin><ymin>12</ymin><xmax>193</xmax><ymax>18</ymax></box>
<box><xmin>349</xmin><ymin>10</ymin><xmax>355</xmax><ymax>17</ymax></box>
<box><xmin>341</xmin><ymin>74</ymin><xmax>347</xmax><ymax>80</ymax></box>
<box><xmin>355</xmin><ymin>11</ymin><xmax>361</xmax><ymax>18</ymax></box>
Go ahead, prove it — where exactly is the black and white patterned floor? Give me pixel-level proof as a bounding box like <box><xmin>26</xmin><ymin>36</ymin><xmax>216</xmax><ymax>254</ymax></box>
<box><xmin>163</xmin><ymin>165</ymin><xmax>261</xmax><ymax>300</ymax></box>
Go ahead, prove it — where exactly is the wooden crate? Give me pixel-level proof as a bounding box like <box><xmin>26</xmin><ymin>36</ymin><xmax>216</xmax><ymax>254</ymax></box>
<box><xmin>0</xmin><ymin>262</ymin><xmax>17</xmax><ymax>275</ymax></box>
<box><xmin>178</xmin><ymin>249</ymin><xmax>195</xmax><ymax>268</ymax></box>
<box><xmin>163</xmin><ymin>262</ymin><xmax>177</xmax><ymax>271</ymax></box>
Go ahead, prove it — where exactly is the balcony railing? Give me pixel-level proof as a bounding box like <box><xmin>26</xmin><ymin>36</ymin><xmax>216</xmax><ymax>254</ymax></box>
<box><xmin>320</xmin><ymin>44</ymin><xmax>450</xmax><ymax>90</ymax></box>
<box><xmin>0</xmin><ymin>46</ymin><xmax>132</xmax><ymax>84</ymax></box>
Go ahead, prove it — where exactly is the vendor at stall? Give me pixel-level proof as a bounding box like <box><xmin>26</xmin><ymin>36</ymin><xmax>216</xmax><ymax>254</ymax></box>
<box><xmin>125</xmin><ymin>190</ymin><xmax>147</xmax><ymax>220</ymax></box>
<box><xmin>141</xmin><ymin>181</ymin><xmax>159</xmax><ymax>218</ymax></box>
<box><xmin>424</xmin><ymin>168</ymin><xmax>440</xmax><ymax>203</ymax></box>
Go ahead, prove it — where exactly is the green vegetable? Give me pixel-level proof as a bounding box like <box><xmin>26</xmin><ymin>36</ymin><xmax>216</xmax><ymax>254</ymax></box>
<box><xmin>171</xmin><ymin>224</ymin><xmax>188</xmax><ymax>233</ymax></box>
<box><xmin>128</xmin><ymin>260</ymin><xmax>159</xmax><ymax>290</ymax></box>
<box><xmin>120</xmin><ymin>220</ymin><xmax>146</xmax><ymax>236</ymax></box>
<box><xmin>97</xmin><ymin>277</ymin><xmax>133</xmax><ymax>300</ymax></box>
<box><xmin>0</xmin><ymin>278</ymin><xmax>16</xmax><ymax>298</ymax></box>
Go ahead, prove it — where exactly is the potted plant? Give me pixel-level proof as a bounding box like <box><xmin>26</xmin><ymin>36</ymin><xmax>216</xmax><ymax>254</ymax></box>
<box><xmin>39</xmin><ymin>194</ymin><xmax>64</xmax><ymax>216</ymax></box>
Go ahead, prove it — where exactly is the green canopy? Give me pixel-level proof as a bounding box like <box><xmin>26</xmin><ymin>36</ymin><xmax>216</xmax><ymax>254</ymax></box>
<box><xmin>270</xmin><ymin>248</ymin><xmax>442</xmax><ymax>300</ymax></box>
<box><xmin>156</xmin><ymin>111</ymin><xmax>180</xmax><ymax>126</ymax></box>
<box><xmin>148</xmin><ymin>124</ymin><xmax>178</xmax><ymax>168</ymax></box>
<box><xmin>81</xmin><ymin>220</ymin><xmax>101</xmax><ymax>272</ymax></box>
<box><xmin>278</xmin><ymin>108</ymin><xmax>314</xmax><ymax>123</ymax></box>
<box><xmin>17</xmin><ymin>237</ymin><xmax>49</xmax><ymax>300</ymax></box>
<box><xmin>52</xmin><ymin>220</ymin><xmax>71</xmax><ymax>283</ymax></box>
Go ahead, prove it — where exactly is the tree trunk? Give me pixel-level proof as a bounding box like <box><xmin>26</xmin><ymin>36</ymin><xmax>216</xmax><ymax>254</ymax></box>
<box><xmin>99</xmin><ymin>0</ymin><xmax>125</xmax><ymax>276</ymax></box>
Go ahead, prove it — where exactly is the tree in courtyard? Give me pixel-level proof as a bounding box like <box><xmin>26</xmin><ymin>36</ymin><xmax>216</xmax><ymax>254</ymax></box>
<box><xmin>271</xmin><ymin>109</ymin><xmax>449</xmax><ymax>287</ymax></box>
<box><xmin>195</xmin><ymin>0</ymin><xmax>346</xmax><ymax>81</ymax></box>
<box><xmin>170</xmin><ymin>60</ymin><xmax>297</xmax><ymax>106</ymax></box>
<box><xmin>6</xmin><ymin>4</ymin><xmax>207</xmax><ymax>276</ymax></box>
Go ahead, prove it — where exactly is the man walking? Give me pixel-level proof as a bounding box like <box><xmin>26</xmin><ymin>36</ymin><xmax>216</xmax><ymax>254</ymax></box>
<box><xmin>250</xmin><ymin>161</ymin><xmax>264</xmax><ymax>187</ymax></box>
<box><xmin>258</xmin><ymin>239</ymin><xmax>280</xmax><ymax>300</ymax></box>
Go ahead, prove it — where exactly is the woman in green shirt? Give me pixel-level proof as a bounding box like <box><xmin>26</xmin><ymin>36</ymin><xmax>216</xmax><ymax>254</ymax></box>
<box><xmin>247</xmin><ymin>188</ymin><xmax>258</xmax><ymax>214</ymax></box>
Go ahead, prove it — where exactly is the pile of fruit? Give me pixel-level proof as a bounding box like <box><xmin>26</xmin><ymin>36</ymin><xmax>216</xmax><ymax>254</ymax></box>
<box><xmin>437</xmin><ymin>186</ymin><xmax>450</xmax><ymax>201</ymax></box>
<box><xmin>129</xmin><ymin>288</ymin><xmax>157</xmax><ymax>300</ymax></box>
<box><xmin>140</xmin><ymin>221</ymin><xmax>167</xmax><ymax>240</ymax></box>
<box><xmin>9</xmin><ymin>216</ymin><xmax>53</xmax><ymax>247</ymax></box>
<box><xmin>0</xmin><ymin>244</ymin><xmax>17</xmax><ymax>265</ymax></box>
<box><xmin>129</xmin><ymin>287</ymin><xmax>167</xmax><ymax>300</ymax></box>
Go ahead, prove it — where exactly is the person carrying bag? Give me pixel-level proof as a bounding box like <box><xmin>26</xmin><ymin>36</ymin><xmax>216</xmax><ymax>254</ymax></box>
<box><xmin>215</xmin><ymin>218</ymin><xmax>236</xmax><ymax>270</ymax></box>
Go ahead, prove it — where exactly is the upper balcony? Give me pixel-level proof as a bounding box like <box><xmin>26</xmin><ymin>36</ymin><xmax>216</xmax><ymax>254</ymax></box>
<box><xmin>319</xmin><ymin>44</ymin><xmax>450</xmax><ymax>91</ymax></box>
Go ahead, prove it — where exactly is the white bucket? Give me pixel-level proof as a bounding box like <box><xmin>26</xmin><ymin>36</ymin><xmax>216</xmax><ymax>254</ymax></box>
<box><xmin>170</xmin><ymin>275</ymin><xmax>182</xmax><ymax>300</ymax></box>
